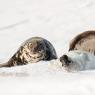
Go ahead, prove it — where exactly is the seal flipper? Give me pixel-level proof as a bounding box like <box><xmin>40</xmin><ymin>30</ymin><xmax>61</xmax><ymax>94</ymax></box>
<box><xmin>0</xmin><ymin>56</ymin><xmax>17</xmax><ymax>68</ymax></box>
<box><xmin>0</xmin><ymin>50</ymin><xmax>28</xmax><ymax>68</ymax></box>
<box><xmin>0</xmin><ymin>62</ymin><xmax>12</xmax><ymax>67</ymax></box>
<box><xmin>0</xmin><ymin>55</ymin><xmax>27</xmax><ymax>68</ymax></box>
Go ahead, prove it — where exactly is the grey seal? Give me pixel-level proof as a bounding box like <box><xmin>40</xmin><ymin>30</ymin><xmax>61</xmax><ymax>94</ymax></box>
<box><xmin>0</xmin><ymin>37</ymin><xmax>57</xmax><ymax>67</ymax></box>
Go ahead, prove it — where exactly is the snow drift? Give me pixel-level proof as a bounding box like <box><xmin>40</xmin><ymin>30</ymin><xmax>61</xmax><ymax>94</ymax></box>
<box><xmin>0</xmin><ymin>0</ymin><xmax>95</xmax><ymax>95</ymax></box>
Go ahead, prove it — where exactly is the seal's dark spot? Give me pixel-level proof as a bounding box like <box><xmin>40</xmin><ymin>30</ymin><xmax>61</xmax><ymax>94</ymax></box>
<box><xmin>60</xmin><ymin>55</ymin><xmax>71</xmax><ymax>66</ymax></box>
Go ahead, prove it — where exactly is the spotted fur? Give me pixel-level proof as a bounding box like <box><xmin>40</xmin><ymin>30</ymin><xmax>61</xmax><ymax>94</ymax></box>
<box><xmin>0</xmin><ymin>37</ymin><xmax>57</xmax><ymax>67</ymax></box>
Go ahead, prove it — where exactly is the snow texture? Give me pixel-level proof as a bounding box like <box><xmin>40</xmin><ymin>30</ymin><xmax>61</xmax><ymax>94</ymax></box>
<box><xmin>0</xmin><ymin>0</ymin><xmax>95</xmax><ymax>95</ymax></box>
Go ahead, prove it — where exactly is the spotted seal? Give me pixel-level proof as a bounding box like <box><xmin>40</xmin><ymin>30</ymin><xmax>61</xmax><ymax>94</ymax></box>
<box><xmin>0</xmin><ymin>37</ymin><xmax>57</xmax><ymax>67</ymax></box>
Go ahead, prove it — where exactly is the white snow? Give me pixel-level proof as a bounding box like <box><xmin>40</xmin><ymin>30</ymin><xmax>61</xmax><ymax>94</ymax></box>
<box><xmin>0</xmin><ymin>0</ymin><xmax>95</xmax><ymax>95</ymax></box>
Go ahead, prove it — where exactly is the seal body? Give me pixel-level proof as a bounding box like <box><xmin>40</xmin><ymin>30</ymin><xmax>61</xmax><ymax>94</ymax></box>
<box><xmin>69</xmin><ymin>31</ymin><xmax>95</xmax><ymax>55</ymax></box>
<box><xmin>59</xmin><ymin>50</ymin><xmax>95</xmax><ymax>71</ymax></box>
<box><xmin>0</xmin><ymin>37</ymin><xmax>57</xmax><ymax>67</ymax></box>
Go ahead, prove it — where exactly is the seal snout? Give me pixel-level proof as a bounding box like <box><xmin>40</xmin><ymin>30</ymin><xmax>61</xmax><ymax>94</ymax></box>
<box><xmin>60</xmin><ymin>55</ymin><xmax>71</xmax><ymax>66</ymax></box>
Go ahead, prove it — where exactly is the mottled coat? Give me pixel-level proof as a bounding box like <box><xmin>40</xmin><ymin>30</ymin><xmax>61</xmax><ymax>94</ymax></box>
<box><xmin>0</xmin><ymin>37</ymin><xmax>57</xmax><ymax>67</ymax></box>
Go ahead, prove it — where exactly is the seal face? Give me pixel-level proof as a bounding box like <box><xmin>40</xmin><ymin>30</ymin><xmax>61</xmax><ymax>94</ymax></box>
<box><xmin>0</xmin><ymin>37</ymin><xmax>57</xmax><ymax>67</ymax></box>
<box><xmin>59</xmin><ymin>50</ymin><xmax>95</xmax><ymax>71</ymax></box>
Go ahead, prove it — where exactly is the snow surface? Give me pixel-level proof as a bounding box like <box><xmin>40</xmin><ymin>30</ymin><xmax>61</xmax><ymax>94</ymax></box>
<box><xmin>0</xmin><ymin>0</ymin><xmax>95</xmax><ymax>95</ymax></box>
